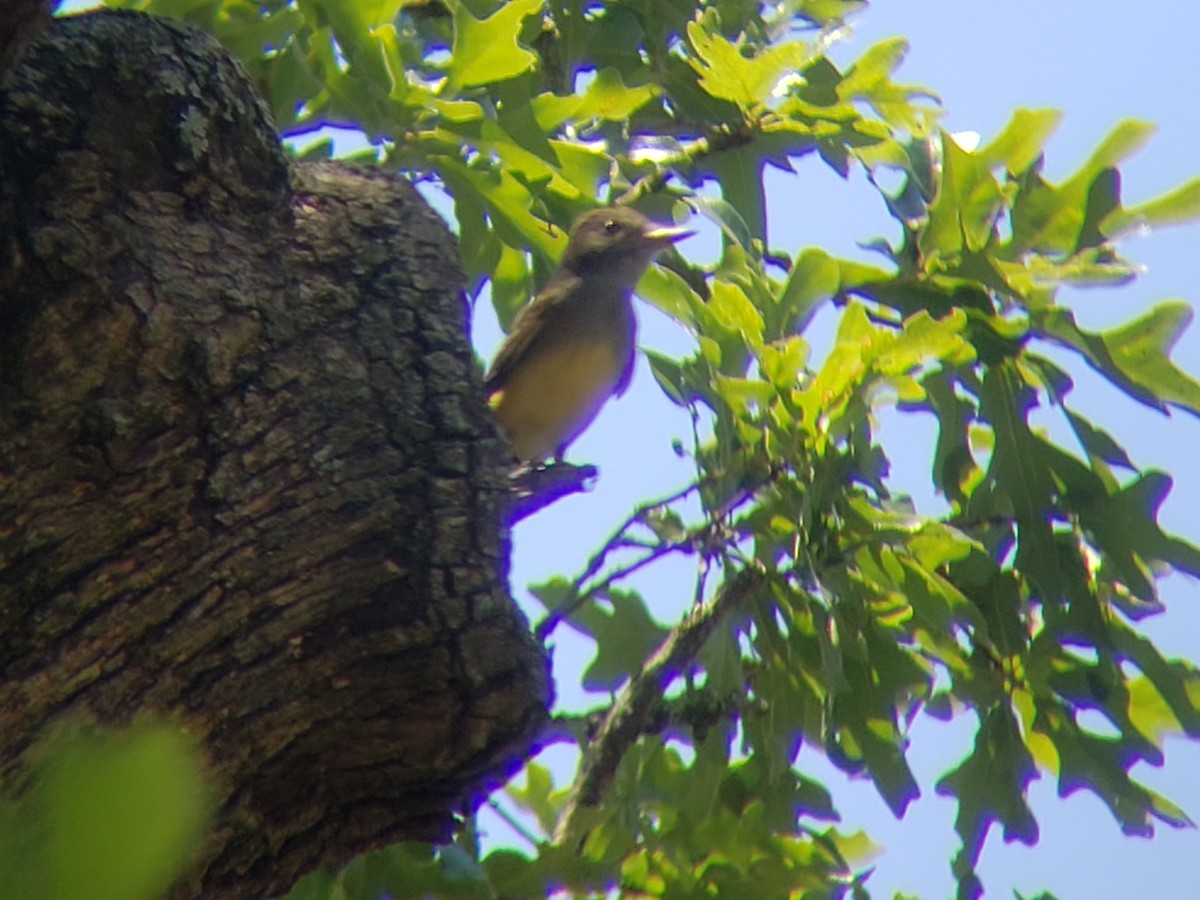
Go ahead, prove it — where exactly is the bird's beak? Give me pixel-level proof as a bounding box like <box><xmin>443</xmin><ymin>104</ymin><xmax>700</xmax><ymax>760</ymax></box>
<box><xmin>642</xmin><ymin>223</ymin><xmax>694</xmax><ymax>245</ymax></box>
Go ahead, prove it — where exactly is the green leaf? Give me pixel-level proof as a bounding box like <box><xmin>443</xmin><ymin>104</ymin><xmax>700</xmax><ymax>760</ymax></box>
<box><xmin>1111</xmin><ymin>621</ymin><xmax>1200</xmax><ymax>739</ymax></box>
<box><xmin>333</xmin><ymin>842</ymin><xmax>488</xmax><ymax>900</ymax></box>
<box><xmin>924</xmin><ymin>377</ymin><xmax>976</xmax><ymax>501</ymax></box>
<box><xmin>0</xmin><ymin>725</ymin><xmax>211</xmax><ymax>900</ymax></box>
<box><xmin>444</xmin><ymin>0</ymin><xmax>544</xmax><ymax>90</ymax></box>
<box><xmin>707</xmin><ymin>279</ymin><xmax>765</xmax><ymax>352</ymax></box>
<box><xmin>533</xmin><ymin>68</ymin><xmax>659</xmax><ymax>129</ymax></box>
<box><xmin>974</xmin><ymin>362</ymin><xmax>1064</xmax><ymax>604</ymax></box>
<box><xmin>1065</xmin><ymin>409</ymin><xmax>1134</xmax><ymax>470</ymax></box>
<box><xmin>794</xmin><ymin>0</ymin><xmax>868</xmax><ymax>25</ymax></box>
<box><xmin>1074</xmin><ymin>167</ymin><xmax>1121</xmax><ymax>252</ymax></box>
<box><xmin>1081</xmin><ymin>472</ymin><xmax>1200</xmax><ymax>601</ymax></box>
<box><xmin>838</xmin><ymin>38</ymin><xmax>909</xmax><ymax>97</ymax></box>
<box><xmin>697</xmin><ymin>620</ymin><xmax>747</xmax><ymax>696</ymax></box>
<box><xmin>434</xmin><ymin>154</ymin><xmax>565</xmax><ymax>263</ymax></box>
<box><xmin>548</xmin><ymin>140</ymin><xmax>611</xmax><ymax>196</ymax></box>
<box><xmin>489</xmin><ymin>240</ymin><xmax>536</xmax><ymax>331</ymax></box>
<box><xmin>371</xmin><ymin>23</ymin><xmax>411</xmax><ymax>105</ymax></box>
<box><xmin>721</xmin><ymin>754</ymin><xmax>836</xmax><ymax>829</ymax></box>
<box><xmin>936</xmin><ymin>705</ymin><xmax>1038</xmax><ymax>874</ymax></box>
<box><xmin>704</xmin><ymin>146</ymin><xmax>768</xmax><ymax>243</ymax></box>
<box><xmin>994</xmin><ymin>247</ymin><xmax>1138</xmax><ymax>298</ymax></box>
<box><xmin>527</xmin><ymin>576</ymin><xmax>578</xmax><ymax>615</ymax></box>
<box><xmin>454</xmin><ymin>179</ymin><xmax>502</xmax><ymax>297</ymax></box>
<box><xmin>686</xmin><ymin>21</ymin><xmax>813</xmax><ymax>111</ymax></box>
<box><xmin>1104</xmin><ymin>177</ymin><xmax>1200</xmax><ymax>235</ymax></box>
<box><xmin>481</xmin><ymin>848</ymin><xmax>542</xmax><ymax>896</ymax></box>
<box><xmin>838</xmin><ymin>38</ymin><xmax>936</xmax><ymax>133</ymax></box>
<box><xmin>1009</xmin><ymin>120</ymin><xmax>1156</xmax><ymax>254</ymax></box>
<box><xmin>1035</xmin><ymin>703</ymin><xmax>1194</xmax><ymax>835</ymax></box>
<box><xmin>759</xmin><ymin>335</ymin><xmax>809</xmax><ymax>390</ymax></box>
<box><xmin>474</xmin><ymin>120</ymin><xmax>583</xmax><ymax>202</ymax></box>
<box><xmin>1040</xmin><ymin>302</ymin><xmax>1200</xmax><ymax>416</ymax></box>
<box><xmin>976</xmin><ymin>108</ymin><xmax>1063</xmax><ymax>175</ymax></box>
<box><xmin>806</xmin><ymin>301</ymin><xmax>876</xmax><ymax>391</ymax></box>
<box><xmin>507</xmin><ymin>762</ymin><xmax>561</xmax><ymax>836</ymax></box>
<box><xmin>979</xmin><ymin>362</ymin><xmax>1056</xmax><ymax>528</ymax></box>
<box><xmin>645</xmin><ymin>350</ymin><xmax>689</xmax><ymax>407</ymax></box>
<box><xmin>777</xmin><ymin>247</ymin><xmax>840</xmax><ymax>338</ymax></box>
<box><xmin>573</xmin><ymin>590</ymin><xmax>670</xmax><ymax>692</ymax></box>
<box><xmin>831</xmin><ymin>671</ymin><xmax>921</xmax><ymax>817</ymax></box>
<box><xmin>686</xmin><ymin>194</ymin><xmax>755</xmax><ymax>251</ymax></box>
<box><xmin>920</xmin><ymin>130</ymin><xmax>1004</xmax><ymax>260</ymax></box>
<box><xmin>876</xmin><ymin>309</ymin><xmax>974</xmax><ymax>374</ymax></box>
<box><xmin>306</xmin><ymin>0</ymin><xmax>396</xmax><ymax>95</ymax></box>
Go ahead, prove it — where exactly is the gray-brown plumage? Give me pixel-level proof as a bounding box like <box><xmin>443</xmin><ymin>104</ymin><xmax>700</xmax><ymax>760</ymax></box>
<box><xmin>485</xmin><ymin>207</ymin><xmax>691</xmax><ymax>461</ymax></box>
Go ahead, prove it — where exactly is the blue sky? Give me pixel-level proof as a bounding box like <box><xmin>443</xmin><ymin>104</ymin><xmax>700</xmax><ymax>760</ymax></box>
<box><xmin>59</xmin><ymin>1</ymin><xmax>1200</xmax><ymax>896</ymax></box>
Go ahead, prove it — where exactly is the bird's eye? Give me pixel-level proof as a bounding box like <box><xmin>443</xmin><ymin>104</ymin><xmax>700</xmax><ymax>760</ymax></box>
<box><xmin>603</xmin><ymin>219</ymin><xmax>620</xmax><ymax>234</ymax></box>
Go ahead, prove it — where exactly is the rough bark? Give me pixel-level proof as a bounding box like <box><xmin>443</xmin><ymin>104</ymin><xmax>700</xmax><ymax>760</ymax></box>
<box><xmin>0</xmin><ymin>0</ymin><xmax>52</xmax><ymax>76</ymax></box>
<box><xmin>0</xmin><ymin>10</ymin><xmax>549</xmax><ymax>898</ymax></box>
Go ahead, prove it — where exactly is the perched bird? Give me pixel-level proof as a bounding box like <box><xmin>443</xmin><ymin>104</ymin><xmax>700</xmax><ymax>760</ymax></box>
<box><xmin>485</xmin><ymin>207</ymin><xmax>692</xmax><ymax>462</ymax></box>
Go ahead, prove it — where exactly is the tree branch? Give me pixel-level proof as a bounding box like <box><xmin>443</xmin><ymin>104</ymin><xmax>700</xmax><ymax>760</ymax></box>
<box><xmin>534</xmin><ymin>466</ymin><xmax>777</xmax><ymax>643</ymax></box>
<box><xmin>551</xmin><ymin>567</ymin><xmax>763</xmax><ymax>843</ymax></box>
<box><xmin>614</xmin><ymin>123</ymin><xmax>756</xmax><ymax>210</ymax></box>
<box><xmin>532</xmin><ymin>479</ymin><xmax>702</xmax><ymax>641</ymax></box>
<box><xmin>503</xmin><ymin>461</ymin><xmax>599</xmax><ymax>525</ymax></box>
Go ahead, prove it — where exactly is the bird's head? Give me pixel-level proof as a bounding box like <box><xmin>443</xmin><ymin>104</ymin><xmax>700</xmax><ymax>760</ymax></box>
<box><xmin>560</xmin><ymin>207</ymin><xmax>692</xmax><ymax>283</ymax></box>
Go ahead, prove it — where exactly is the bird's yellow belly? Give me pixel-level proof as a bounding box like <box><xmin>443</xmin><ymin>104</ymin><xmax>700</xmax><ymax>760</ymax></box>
<box><xmin>489</xmin><ymin>338</ymin><xmax>626</xmax><ymax>460</ymax></box>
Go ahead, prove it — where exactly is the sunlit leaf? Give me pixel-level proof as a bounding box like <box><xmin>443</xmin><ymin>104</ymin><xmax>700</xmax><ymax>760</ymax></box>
<box><xmin>533</xmin><ymin>68</ymin><xmax>660</xmax><ymax>129</ymax></box>
<box><xmin>977</xmin><ymin>108</ymin><xmax>1062</xmax><ymax>175</ymax></box>
<box><xmin>1104</xmin><ymin>177</ymin><xmax>1200</xmax><ymax>235</ymax></box>
<box><xmin>444</xmin><ymin>0</ymin><xmax>543</xmax><ymax>90</ymax></box>
<box><xmin>777</xmin><ymin>247</ymin><xmax>840</xmax><ymax>338</ymax></box>
<box><xmin>1010</xmin><ymin>120</ymin><xmax>1156</xmax><ymax>254</ymax></box>
<box><xmin>507</xmin><ymin>762</ymin><xmax>561</xmax><ymax>836</ymax></box>
<box><xmin>686</xmin><ymin>21</ymin><xmax>814</xmax><ymax>111</ymax></box>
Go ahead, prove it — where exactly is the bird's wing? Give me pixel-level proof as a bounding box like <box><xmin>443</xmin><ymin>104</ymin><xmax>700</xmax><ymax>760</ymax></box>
<box><xmin>484</xmin><ymin>272</ymin><xmax>582</xmax><ymax>394</ymax></box>
<box><xmin>613</xmin><ymin>308</ymin><xmax>637</xmax><ymax>397</ymax></box>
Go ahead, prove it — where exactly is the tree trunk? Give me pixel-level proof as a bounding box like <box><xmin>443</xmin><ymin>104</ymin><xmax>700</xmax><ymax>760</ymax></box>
<box><xmin>0</xmin><ymin>10</ymin><xmax>550</xmax><ymax>898</ymax></box>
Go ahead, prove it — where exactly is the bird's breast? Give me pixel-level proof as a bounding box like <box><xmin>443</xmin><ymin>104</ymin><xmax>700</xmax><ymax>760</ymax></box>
<box><xmin>488</xmin><ymin>329</ymin><xmax>631</xmax><ymax>461</ymax></box>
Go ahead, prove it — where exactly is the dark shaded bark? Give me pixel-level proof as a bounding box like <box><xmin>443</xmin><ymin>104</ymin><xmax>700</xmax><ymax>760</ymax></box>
<box><xmin>0</xmin><ymin>0</ymin><xmax>52</xmax><ymax>76</ymax></box>
<box><xmin>0</xmin><ymin>10</ymin><xmax>549</xmax><ymax>898</ymax></box>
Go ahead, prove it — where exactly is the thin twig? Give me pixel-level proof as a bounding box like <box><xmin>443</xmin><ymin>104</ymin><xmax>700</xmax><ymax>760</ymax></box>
<box><xmin>614</xmin><ymin>123</ymin><xmax>756</xmax><ymax>209</ymax></box>
<box><xmin>532</xmin><ymin>480</ymin><xmax>702</xmax><ymax>642</ymax></box>
<box><xmin>692</xmin><ymin>549</ymin><xmax>713</xmax><ymax>610</ymax></box>
<box><xmin>484</xmin><ymin>797</ymin><xmax>544</xmax><ymax>850</ymax></box>
<box><xmin>534</xmin><ymin>540</ymin><xmax>691</xmax><ymax>643</ymax></box>
<box><xmin>551</xmin><ymin>566</ymin><xmax>764</xmax><ymax>844</ymax></box>
<box><xmin>534</xmin><ymin>467</ymin><xmax>779</xmax><ymax>642</ymax></box>
<box><xmin>577</xmin><ymin>479</ymin><xmax>701</xmax><ymax>586</ymax></box>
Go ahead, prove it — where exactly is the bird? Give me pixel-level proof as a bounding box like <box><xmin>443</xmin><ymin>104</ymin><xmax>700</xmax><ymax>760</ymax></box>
<box><xmin>485</xmin><ymin>206</ymin><xmax>692</xmax><ymax>463</ymax></box>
